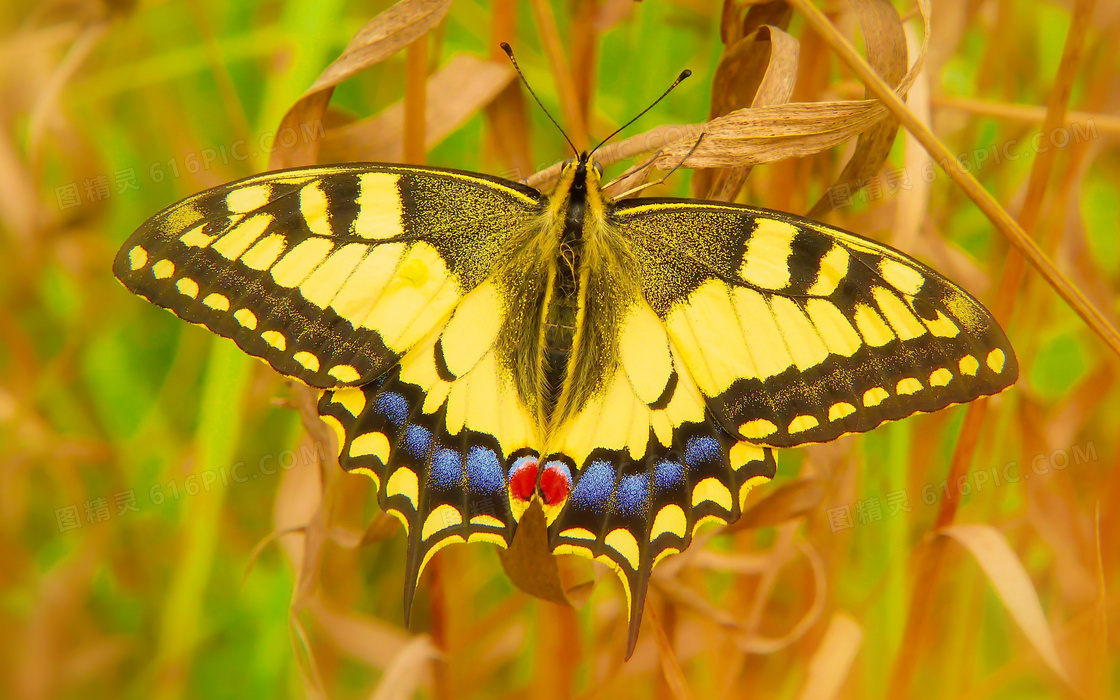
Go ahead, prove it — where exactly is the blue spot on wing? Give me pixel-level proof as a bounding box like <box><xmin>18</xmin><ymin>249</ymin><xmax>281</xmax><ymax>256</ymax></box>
<box><xmin>375</xmin><ymin>392</ymin><xmax>409</xmax><ymax>426</ymax></box>
<box><xmin>654</xmin><ymin>459</ymin><xmax>684</xmax><ymax>491</ymax></box>
<box><xmin>401</xmin><ymin>424</ymin><xmax>432</xmax><ymax>459</ymax></box>
<box><xmin>466</xmin><ymin>446</ymin><xmax>504</xmax><ymax>495</ymax></box>
<box><xmin>571</xmin><ymin>460</ymin><xmax>614</xmax><ymax>513</ymax></box>
<box><xmin>684</xmin><ymin>436</ymin><xmax>722</xmax><ymax>470</ymax></box>
<box><xmin>615</xmin><ymin>473</ymin><xmax>650</xmax><ymax>517</ymax></box>
<box><xmin>430</xmin><ymin>447</ymin><xmax>462</xmax><ymax>490</ymax></box>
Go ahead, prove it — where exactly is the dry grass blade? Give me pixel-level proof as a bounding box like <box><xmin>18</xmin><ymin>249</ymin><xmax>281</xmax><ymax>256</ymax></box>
<box><xmin>486</xmin><ymin>0</ymin><xmax>534</xmax><ymax>178</ymax></box>
<box><xmin>0</xmin><ymin>118</ymin><xmax>39</xmax><ymax>249</ymax></box>
<box><xmin>736</xmin><ymin>538</ymin><xmax>827</xmax><ymax>654</ymax></box>
<box><xmin>368</xmin><ymin>634</ymin><xmax>440</xmax><ymax>700</ymax></box>
<box><xmin>689</xmin><ymin>549</ymin><xmax>773</xmax><ymax>574</ymax></box>
<box><xmin>290</xmin><ymin>614</ymin><xmax>327</xmax><ymax>700</ymax></box>
<box><xmin>26</xmin><ymin>19</ymin><xmax>109</xmax><ymax>173</ymax></box>
<box><xmin>528</xmin><ymin>0</ymin><xmax>588</xmax><ymax>148</ymax></box>
<box><xmin>307</xmin><ymin>595</ymin><xmax>414</xmax><ymax>671</ymax></box>
<box><xmin>787</xmin><ymin>0</ymin><xmax>1120</xmax><ymax>357</ymax></box>
<box><xmin>806</xmin><ymin>0</ymin><xmax>906</xmax><ymax>217</ymax></box>
<box><xmin>269</xmin><ymin>0</ymin><xmax>453</xmax><ymax>169</ymax></box>
<box><xmin>940</xmin><ymin>525</ymin><xmax>1072</xmax><ymax>686</ymax></box>
<box><xmin>653</xmin><ymin>577</ymin><xmax>745</xmax><ymax>631</ymax></box>
<box><xmin>404</xmin><ymin>35</ymin><xmax>429</xmax><ymax>165</ymax></box>
<box><xmin>242</xmin><ymin>525</ymin><xmax>306</xmax><ymax>587</ymax></box>
<box><xmin>319</xmin><ymin>55</ymin><xmax>516</xmax><ymax>163</ymax></box>
<box><xmin>646</xmin><ymin>603</ymin><xmax>695</xmax><ymax>700</ymax></box>
<box><xmin>930</xmin><ymin>96</ymin><xmax>1120</xmax><ymax>136</ymax></box>
<box><xmin>892</xmin><ymin>22</ymin><xmax>931</xmax><ymax>251</ymax></box>
<box><xmin>796</xmin><ymin>612</ymin><xmax>863</xmax><ymax>700</ymax></box>
<box><xmin>890</xmin><ymin>1</ymin><xmax>1099</xmax><ymax>691</ymax></box>
<box><xmin>723</xmin><ymin>478</ymin><xmax>826</xmax><ymax>533</ymax></box>
<box><xmin>933</xmin><ymin>0</ymin><xmax>1095</xmax><ymax>530</ymax></box>
<box><xmin>289</xmin><ymin>385</ymin><xmax>340</xmax><ymax>610</ymax></box>
<box><xmin>986</xmin><ymin>0</ymin><xmax>1097</xmax><ymax>329</ymax></box>
<box><xmin>1092</xmin><ymin>502</ymin><xmax>1108</xmax><ymax>697</ymax></box>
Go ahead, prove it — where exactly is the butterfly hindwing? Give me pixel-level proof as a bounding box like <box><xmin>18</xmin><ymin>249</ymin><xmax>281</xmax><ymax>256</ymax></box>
<box><xmin>318</xmin><ymin>278</ymin><xmax>541</xmax><ymax>616</ymax></box>
<box><xmin>543</xmin><ymin>297</ymin><xmax>776</xmax><ymax>654</ymax></box>
<box><xmin>113</xmin><ymin>164</ymin><xmax>542</xmax><ymax>388</ymax></box>
<box><xmin>613</xmin><ymin>200</ymin><xmax>1018</xmax><ymax>448</ymax></box>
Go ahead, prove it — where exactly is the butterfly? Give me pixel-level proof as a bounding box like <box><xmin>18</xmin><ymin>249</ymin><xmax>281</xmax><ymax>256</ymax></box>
<box><xmin>112</xmin><ymin>56</ymin><xmax>1017</xmax><ymax>657</ymax></box>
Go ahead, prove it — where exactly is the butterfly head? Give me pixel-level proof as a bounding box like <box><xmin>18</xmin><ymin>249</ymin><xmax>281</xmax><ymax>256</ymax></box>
<box><xmin>561</xmin><ymin>152</ymin><xmax>604</xmax><ymax>192</ymax></box>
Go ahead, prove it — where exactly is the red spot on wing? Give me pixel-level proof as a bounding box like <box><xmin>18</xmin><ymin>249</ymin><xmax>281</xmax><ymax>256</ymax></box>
<box><xmin>508</xmin><ymin>458</ymin><xmax>538</xmax><ymax>503</ymax></box>
<box><xmin>539</xmin><ymin>462</ymin><xmax>572</xmax><ymax>505</ymax></box>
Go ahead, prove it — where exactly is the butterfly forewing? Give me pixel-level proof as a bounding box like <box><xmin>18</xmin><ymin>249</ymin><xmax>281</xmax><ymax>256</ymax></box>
<box><xmin>613</xmin><ymin>199</ymin><xmax>1018</xmax><ymax>448</ymax></box>
<box><xmin>113</xmin><ymin>164</ymin><xmax>543</xmax><ymax>389</ymax></box>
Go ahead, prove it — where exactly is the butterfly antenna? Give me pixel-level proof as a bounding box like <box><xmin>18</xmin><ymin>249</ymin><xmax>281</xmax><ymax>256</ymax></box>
<box><xmin>589</xmin><ymin>69</ymin><xmax>691</xmax><ymax>156</ymax></box>
<box><xmin>500</xmin><ymin>42</ymin><xmax>578</xmax><ymax>154</ymax></box>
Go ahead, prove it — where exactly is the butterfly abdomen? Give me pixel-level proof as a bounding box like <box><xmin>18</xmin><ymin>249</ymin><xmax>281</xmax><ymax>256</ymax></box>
<box><xmin>540</xmin><ymin>167</ymin><xmax>587</xmax><ymax>420</ymax></box>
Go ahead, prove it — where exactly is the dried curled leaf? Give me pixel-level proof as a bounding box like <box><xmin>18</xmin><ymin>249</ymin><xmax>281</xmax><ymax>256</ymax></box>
<box><xmin>705</xmin><ymin>24</ymin><xmax>800</xmax><ymax>201</ymax></box>
<box><xmin>319</xmin><ymin>54</ymin><xmax>516</xmax><ymax>163</ymax></box>
<box><xmin>806</xmin><ymin>0</ymin><xmax>907</xmax><ymax>217</ymax></box>
<box><xmin>268</xmin><ymin>0</ymin><xmax>453</xmax><ymax>169</ymax></box>
<box><xmin>660</xmin><ymin>100</ymin><xmax>890</xmax><ymax>170</ymax></box>
<box><xmin>499</xmin><ymin>500</ymin><xmax>594</xmax><ymax>608</ymax></box>
<box><xmin>698</xmin><ymin>0</ymin><xmax>796</xmax><ymax>200</ymax></box>
<box><xmin>651</xmin><ymin>0</ymin><xmax>929</xmax><ymax>173</ymax></box>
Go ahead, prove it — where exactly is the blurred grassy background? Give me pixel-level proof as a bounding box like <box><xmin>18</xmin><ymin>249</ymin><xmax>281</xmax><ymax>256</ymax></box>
<box><xmin>1</xmin><ymin>0</ymin><xmax>1119</xmax><ymax>698</ymax></box>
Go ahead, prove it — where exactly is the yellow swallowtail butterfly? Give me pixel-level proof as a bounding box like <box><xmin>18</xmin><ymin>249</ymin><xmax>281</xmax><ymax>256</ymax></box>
<box><xmin>113</xmin><ymin>49</ymin><xmax>1016</xmax><ymax>656</ymax></box>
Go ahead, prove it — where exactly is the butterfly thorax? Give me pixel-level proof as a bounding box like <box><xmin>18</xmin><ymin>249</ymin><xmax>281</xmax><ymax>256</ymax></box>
<box><xmin>501</xmin><ymin>155</ymin><xmax>635</xmax><ymax>437</ymax></box>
